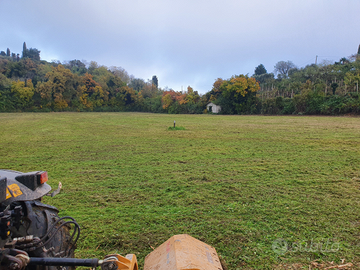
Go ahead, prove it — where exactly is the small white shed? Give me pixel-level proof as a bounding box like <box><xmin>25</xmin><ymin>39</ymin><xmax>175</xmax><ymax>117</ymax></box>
<box><xmin>206</xmin><ymin>102</ymin><xmax>221</xmax><ymax>113</ymax></box>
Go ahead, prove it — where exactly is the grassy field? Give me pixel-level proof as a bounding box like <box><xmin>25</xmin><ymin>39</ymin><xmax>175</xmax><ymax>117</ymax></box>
<box><xmin>0</xmin><ymin>112</ymin><xmax>359</xmax><ymax>269</ymax></box>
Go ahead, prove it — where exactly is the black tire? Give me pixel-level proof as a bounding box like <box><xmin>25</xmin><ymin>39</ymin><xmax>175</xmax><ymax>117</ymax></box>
<box><xmin>11</xmin><ymin>201</ymin><xmax>77</xmax><ymax>270</ymax></box>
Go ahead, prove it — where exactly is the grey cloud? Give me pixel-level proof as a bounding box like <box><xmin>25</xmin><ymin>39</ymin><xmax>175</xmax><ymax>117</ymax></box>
<box><xmin>1</xmin><ymin>0</ymin><xmax>359</xmax><ymax>93</ymax></box>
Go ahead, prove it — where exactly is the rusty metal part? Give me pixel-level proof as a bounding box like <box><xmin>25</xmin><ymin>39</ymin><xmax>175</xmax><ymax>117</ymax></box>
<box><xmin>15</xmin><ymin>253</ymin><xmax>30</xmax><ymax>268</ymax></box>
<box><xmin>144</xmin><ymin>234</ymin><xmax>223</xmax><ymax>270</ymax></box>
<box><xmin>1</xmin><ymin>249</ymin><xmax>30</xmax><ymax>270</ymax></box>
<box><xmin>4</xmin><ymin>254</ymin><xmax>23</xmax><ymax>270</ymax></box>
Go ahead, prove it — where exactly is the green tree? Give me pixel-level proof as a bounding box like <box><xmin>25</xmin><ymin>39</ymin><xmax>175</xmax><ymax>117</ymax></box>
<box><xmin>89</xmin><ymin>65</ymin><xmax>111</xmax><ymax>94</ymax></box>
<box><xmin>109</xmin><ymin>66</ymin><xmax>131</xmax><ymax>85</ymax></box>
<box><xmin>109</xmin><ymin>86</ymin><xmax>139</xmax><ymax>111</ymax></box>
<box><xmin>0</xmin><ymin>58</ymin><xmax>10</xmax><ymax>75</ymax></box>
<box><xmin>27</xmin><ymin>48</ymin><xmax>40</xmax><ymax>61</ymax></box>
<box><xmin>88</xmin><ymin>61</ymin><xmax>99</xmax><ymax>74</ymax></box>
<box><xmin>21</xmin><ymin>58</ymin><xmax>38</xmax><ymax>85</ymax></box>
<box><xmin>254</xmin><ymin>64</ymin><xmax>267</xmax><ymax>75</ymax></box>
<box><xmin>64</xmin><ymin>60</ymin><xmax>87</xmax><ymax>75</ymax></box>
<box><xmin>6</xmin><ymin>61</ymin><xmax>25</xmax><ymax>78</ymax></box>
<box><xmin>129</xmin><ymin>78</ymin><xmax>146</xmax><ymax>92</ymax></box>
<box><xmin>0</xmin><ymin>74</ymin><xmax>13</xmax><ymax>111</ymax></box>
<box><xmin>253</xmin><ymin>73</ymin><xmax>274</xmax><ymax>84</ymax></box>
<box><xmin>105</xmin><ymin>73</ymin><xmax>126</xmax><ymax>100</ymax></box>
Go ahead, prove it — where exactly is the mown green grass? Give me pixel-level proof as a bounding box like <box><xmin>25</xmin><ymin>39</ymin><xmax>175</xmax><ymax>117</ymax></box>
<box><xmin>0</xmin><ymin>113</ymin><xmax>359</xmax><ymax>269</ymax></box>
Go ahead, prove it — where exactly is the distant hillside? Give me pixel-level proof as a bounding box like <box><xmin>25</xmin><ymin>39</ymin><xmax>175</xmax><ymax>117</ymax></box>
<box><xmin>1</xmin><ymin>43</ymin><xmax>359</xmax><ymax>114</ymax></box>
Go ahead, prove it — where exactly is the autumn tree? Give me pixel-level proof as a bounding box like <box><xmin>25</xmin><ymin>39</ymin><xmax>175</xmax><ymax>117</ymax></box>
<box><xmin>76</xmin><ymin>73</ymin><xmax>107</xmax><ymax>110</ymax></box>
<box><xmin>185</xmin><ymin>86</ymin><xmax>200</xmax><ymax>103</ymax></box>
<box><xmin>11</xmin><ymin>79</ymin><xmax>35</xmax><ymax>109</ymax></box>
<box><xmin>208</xmin><ymin>78</ymin><xmax>224</xmax><ymax>101</ymax></box>
<box><xmin>114</xmin><ymin>86</ymin><xmax>139</xmax><ymax>110</ymax></box>
<box><xmin>161</xmin><ymin>89</ymin><xmax>181</xmax><ymax>109</ymax></box>
<box><xmin>161</xmin><ymin>93</ymin><xmax>173</xmax><ymax>110</ymax></box>
<box><xmin>86</xmin><ymin>64</ymin><xmax>130</xmax><ymax>105</ymax></box>
<box><xmin>36</xmin><ymin>64</ymin><xmax>78</xmax><ymax>109</ymax></box>
<box><xmin>215</xmin><ymin>75</ymin><xmax>260</xmax><ymax>114</ymax></box>
<box><xmin>176</xmin><ymin>86</ymin><xmax>200</xmax><ymax>105</ymax></box>
<box><xmin>224</xmin><ymin>75</ymin><xmax>259</xmax><ymax>97</ymax></box>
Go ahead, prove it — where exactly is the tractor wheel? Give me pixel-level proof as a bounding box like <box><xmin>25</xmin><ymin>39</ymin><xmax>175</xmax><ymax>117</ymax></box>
<box><xmin>12</xmin><ymin>200</ymin><xmax>77</xmax><ymax>270</ymax></box>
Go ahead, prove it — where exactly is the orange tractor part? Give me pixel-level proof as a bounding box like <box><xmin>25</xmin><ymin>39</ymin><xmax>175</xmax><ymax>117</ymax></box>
<box><xmin>101</xmin><ymin>254</ymin><xmax>139</xmax><ymax>270</ymax></box>
<box><xmin>144</xmin><ymin>234</ymin><xmax>223</xmax><ymax>270</ymax></box>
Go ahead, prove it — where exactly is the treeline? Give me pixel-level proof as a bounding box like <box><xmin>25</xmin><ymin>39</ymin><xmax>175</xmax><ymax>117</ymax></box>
<box><xmin>0</xmin><ymin>43</ymin><xmax>360</xmax><ymax>115</ymax></box>
<box><xmin>252</xmin><ymin>55</ymin><xmax>360</xmax><ymax>115</ymax></box>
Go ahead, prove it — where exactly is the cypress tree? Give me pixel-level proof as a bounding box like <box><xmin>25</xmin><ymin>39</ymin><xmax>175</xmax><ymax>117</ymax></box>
<box><xmin>6</xmin><ymin>48</ymin><xmax>10</xmax><ymax>57</ymax></box>
<box><xmin>152</xmin><ymin>75</ymin><xmax>158</xmax><ymax>89</ymax></box>
<box><xmin>358</xmin><ymin>44</ymin><xmax>360</xmax><ymax>55</ymax></box>
<box><xmin>22</xmin><ymin>42</ymin><xmax>27</xmax><ymax>58</ymax></box>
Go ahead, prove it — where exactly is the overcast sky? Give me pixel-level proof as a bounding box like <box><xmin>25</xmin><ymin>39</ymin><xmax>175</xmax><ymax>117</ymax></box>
<box><xmin>1</xmin><ymin>0</ymin><xmax>359</xmax><ymax>93</ymax></box>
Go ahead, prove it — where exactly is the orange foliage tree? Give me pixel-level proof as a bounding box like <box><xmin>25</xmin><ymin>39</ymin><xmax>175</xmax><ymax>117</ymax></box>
<box><xmin>215</xmin><ymin>75</ymin><xmax>260</xmax><ymax>114</ymax></box>
<box><xmin>35</xmin><ymin>65</ymin><xmax>77</xmax><ymax>109</ymax></box>
<box><xmin>77</xmin><ymin>73</ymin><xmax>108</xmax><ymax>110</ymax></box>
<box><xmin>161</xmin><ymin>89</ymin><xmax>182</xmax><ymax>109</ymax></box>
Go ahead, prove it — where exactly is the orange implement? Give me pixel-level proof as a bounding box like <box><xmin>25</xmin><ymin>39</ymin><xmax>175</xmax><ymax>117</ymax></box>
<box><xmin>102</xmin><ymin>254</ymin><xmax>138</xmax><ymax>270</ymax></box>
<box><xmin>144</xmin><ymin>234</ymin><xmax>223</xmax><ymax>270</ymax></box>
